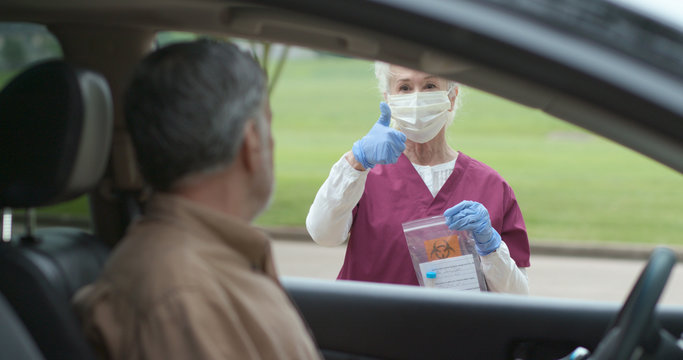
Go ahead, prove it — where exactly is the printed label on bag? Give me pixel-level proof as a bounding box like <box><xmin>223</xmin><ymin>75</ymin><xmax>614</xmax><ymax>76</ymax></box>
<box><xmin>419</xmin><ymin>254</ymin><xmax>480</xmax><ymax>291</ymax></box>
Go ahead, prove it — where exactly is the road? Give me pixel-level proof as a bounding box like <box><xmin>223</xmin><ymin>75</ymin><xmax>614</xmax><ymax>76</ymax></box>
<box><xmin>271</xmin><ymin>239</ymin><xmax>683</xmax><ymax>306</ymax></box>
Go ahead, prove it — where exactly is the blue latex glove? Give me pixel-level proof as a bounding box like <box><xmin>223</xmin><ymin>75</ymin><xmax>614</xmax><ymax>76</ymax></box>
<box><xmin>352</xmin><ymin>102</ymin><xmax>406</xmax><ymax>170</ymax></box>
<box><xmin>444</xmin><ymin>200</ymin><xmax>501</xmax><ymax>256</ymax></box>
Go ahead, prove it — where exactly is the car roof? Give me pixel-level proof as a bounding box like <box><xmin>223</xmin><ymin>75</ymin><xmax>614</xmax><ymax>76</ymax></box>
<box><xmin>611</xmin><ymin>0</ymin><xmax>683</xmax><ymax>32</ymax></box>
<box><xmin>2</xmin><ymin>0</ymin><xmax>682</xmax><ymax>173</ymax></box>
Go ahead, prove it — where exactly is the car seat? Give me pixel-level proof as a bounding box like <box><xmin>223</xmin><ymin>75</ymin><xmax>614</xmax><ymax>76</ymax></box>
<box><xmin>0</xmin><ymin>60</ymin><xmax>113</xmax><ymax>360</ymax></box>
<box><xmin>0</xmin><ymin>291</ymin><xmax>45</xmax><ymax>360</ymax></box>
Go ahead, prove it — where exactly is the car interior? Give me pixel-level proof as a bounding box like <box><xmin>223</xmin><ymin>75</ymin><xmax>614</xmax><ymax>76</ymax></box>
<box><xmin>0</xmin><ymin>291</ymin><xmax>45</xmax><ymax>360</ymax></box>
<box><xmin>0</xmin><ymin>0</ymin><xmax>682</xmax><ymax>359</ymax></box>
<box><xmin>0</xmin><ymin>60</ymin><xmax>112</xmax><ymax>360</ymax></box>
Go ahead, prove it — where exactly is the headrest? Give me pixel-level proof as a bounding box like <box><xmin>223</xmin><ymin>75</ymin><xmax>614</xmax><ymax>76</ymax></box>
<box><xmin>0</xmin><ymin>60</ymin><xmax>113</xmax><ymax>208</ymax></box>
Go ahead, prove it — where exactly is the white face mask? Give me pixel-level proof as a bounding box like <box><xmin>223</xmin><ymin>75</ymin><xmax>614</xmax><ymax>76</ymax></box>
<box><xmin>387</xmin><ymin>91</ymin><xmax>451</xmax><ymax>143</ymax></box>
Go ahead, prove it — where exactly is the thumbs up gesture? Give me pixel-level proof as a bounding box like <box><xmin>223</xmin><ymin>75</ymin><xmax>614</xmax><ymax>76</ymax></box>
<box><xmin>351</xmin><ymin>102</ymin><xmax>407</xmax><ymax>170</ymax></box>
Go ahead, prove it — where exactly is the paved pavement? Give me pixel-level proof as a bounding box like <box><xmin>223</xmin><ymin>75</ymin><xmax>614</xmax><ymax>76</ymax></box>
<box><xmin>11</xmin><ymin>219</ymin><xmax>683</xmax><ymax>305</ymax></box>
<box><xmin>269</xmin><ymin>235</ymin><xmax>683</xmax><ymax>306</ymax></box>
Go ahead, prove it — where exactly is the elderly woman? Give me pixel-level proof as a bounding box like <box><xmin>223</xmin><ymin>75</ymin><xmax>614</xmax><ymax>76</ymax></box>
<box><xmin>306</xmin><ymin>63</ymin><xmax>530</xmax><ymax>294</ymax></box>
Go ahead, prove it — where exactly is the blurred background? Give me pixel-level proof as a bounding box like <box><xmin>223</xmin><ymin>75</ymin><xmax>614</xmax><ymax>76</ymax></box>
<box><xmin>2</xmin><ymin>26</ymin><xmax>681</xmax><ymax>248</ymax></box>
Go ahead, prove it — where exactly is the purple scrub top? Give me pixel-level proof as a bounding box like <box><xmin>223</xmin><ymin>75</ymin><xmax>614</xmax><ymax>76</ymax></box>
<box><xmin>338</xmin><ymin>152</ymin><xmax>530</xmax><ymax>285</ymax></box>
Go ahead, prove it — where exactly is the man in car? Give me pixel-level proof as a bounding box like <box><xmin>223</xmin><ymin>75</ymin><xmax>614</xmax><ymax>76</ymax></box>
<box><xmin>73</xmin><ymin>39</ymin><xmax>321</xmax><ymax>360</ymax></box>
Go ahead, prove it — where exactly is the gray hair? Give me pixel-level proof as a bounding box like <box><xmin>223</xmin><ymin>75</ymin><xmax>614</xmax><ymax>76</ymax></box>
<box><xmin>125</xmin><ymin>39</ymin><xmax>267</xmax><ymax>191</ymax></box>
<box><xmin>374</xmin><ymin>61</ymin><xmax>458</xmax><ymax>95</ymax></box>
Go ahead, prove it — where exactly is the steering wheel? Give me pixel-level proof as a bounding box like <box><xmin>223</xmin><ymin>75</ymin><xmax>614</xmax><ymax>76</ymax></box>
<box><xmin>590</xmin><ymin>247</ymin><xmax>678</xmax><ymax>360</ymax></box>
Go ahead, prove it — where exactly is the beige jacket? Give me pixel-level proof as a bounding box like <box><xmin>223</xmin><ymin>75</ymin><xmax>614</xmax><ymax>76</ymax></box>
<box><xmin>73</xmin><ymin>194</ymin><xmax>321</xmax><ymax>360</ymax></box>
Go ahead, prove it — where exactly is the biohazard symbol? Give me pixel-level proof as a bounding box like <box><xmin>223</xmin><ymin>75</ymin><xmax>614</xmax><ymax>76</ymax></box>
<box><xmin>424</xmin><ymin>235</ymin><xmax>462</xmax><ymax>261</ymax></box>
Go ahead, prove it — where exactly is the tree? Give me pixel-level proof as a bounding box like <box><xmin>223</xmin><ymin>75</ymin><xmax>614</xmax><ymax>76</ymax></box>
<box><xmin>248</xmin><ymin>41</ymin><xmax>290</xmax><ymax>96</ymax></box>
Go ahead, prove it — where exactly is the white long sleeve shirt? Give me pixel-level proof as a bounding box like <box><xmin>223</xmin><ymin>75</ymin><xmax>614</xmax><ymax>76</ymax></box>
<box><xmin>306</xmin><ymin>155</ymin><xmax>529</xmax><ymax>295</ymax></box>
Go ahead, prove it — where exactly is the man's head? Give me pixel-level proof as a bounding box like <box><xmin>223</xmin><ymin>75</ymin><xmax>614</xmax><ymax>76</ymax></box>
<box><xmin>125</xmin><ymin>39</ymin><xmax>273</xmax><ymax>217</ymax></box>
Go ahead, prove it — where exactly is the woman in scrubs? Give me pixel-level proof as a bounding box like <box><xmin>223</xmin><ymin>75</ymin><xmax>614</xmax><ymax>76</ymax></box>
<box><xmin>306</xmin><ymin>62</ymin><xmax>530</xmax><ymax>294</ymax></box>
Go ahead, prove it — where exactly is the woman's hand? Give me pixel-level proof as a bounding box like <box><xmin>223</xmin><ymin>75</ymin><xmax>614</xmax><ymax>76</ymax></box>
<box><xmin>351</xmin><ymin>102</ymin><xmax>406</xmax><ymax>170</ymax></box>
<box><xmin>444</xmin><ymin>200</ymin><xmax>501</xmax><ymax>256</ymax></box>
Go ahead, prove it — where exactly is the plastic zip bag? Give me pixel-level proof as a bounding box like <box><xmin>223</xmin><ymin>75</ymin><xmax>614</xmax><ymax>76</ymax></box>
<box><xmin>402</xmin><ymin>215</ymin><xmax>488</xmax><ymax>291</ymax></box>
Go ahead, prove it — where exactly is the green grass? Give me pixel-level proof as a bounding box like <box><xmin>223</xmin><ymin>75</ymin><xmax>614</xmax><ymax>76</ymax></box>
<box><xmin>12</xmin><ymin>55</ymin><xmax>683</xmax><ymax>246</ymax></box>
<box><xmin>256</xmin><ymin>56</ymin><xmax>683</xmax><ymax>246</ymax></box>
<box><xmin>0</xmin><ymin>71</ymin><xmax>17</xmax><ymax>85</ymax></box>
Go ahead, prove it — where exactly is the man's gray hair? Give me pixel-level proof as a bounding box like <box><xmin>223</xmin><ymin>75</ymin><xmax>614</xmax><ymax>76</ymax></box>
<box><xmin>125</xmin><ymin>39</ymin><xmax>267</xmax><ymax>191</ymax></box>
